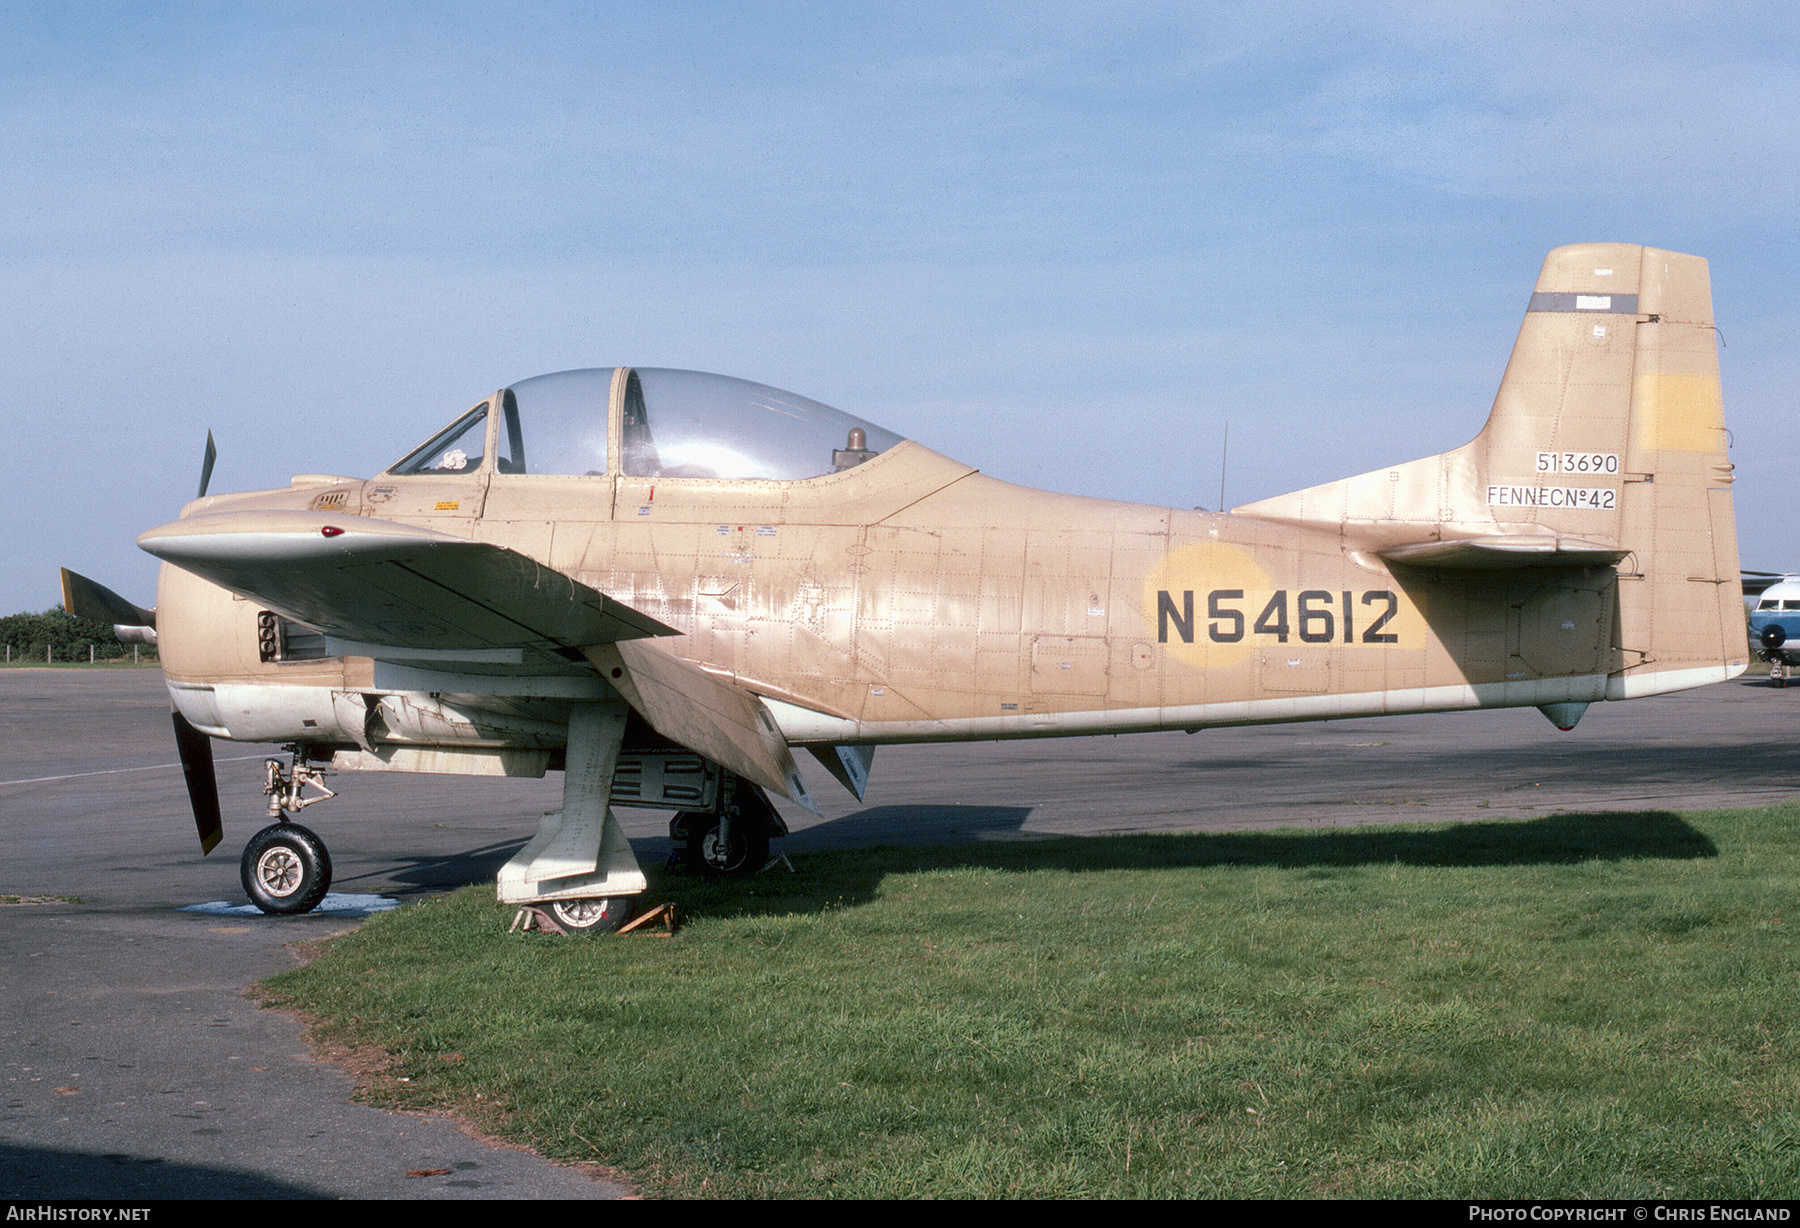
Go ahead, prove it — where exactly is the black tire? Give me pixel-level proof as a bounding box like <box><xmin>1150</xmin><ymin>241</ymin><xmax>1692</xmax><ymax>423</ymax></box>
<box><xmin>547</xmin><ymin>896</ymin><xmax>635</xmax><ymax>933</ymax></box>
<box><xmin>240</xmin><ymin>823</ymin><xmax>332</xmax><ymax>915</ymax></box>
<box><xmin>693</xmin><ymin>817</ymin><xmax>770</xmax><ymax>878</ymax></box>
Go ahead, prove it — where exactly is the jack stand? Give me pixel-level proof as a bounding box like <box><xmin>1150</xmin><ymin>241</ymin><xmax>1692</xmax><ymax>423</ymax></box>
<box><xmin>619</xmin><ymin>902</ymin><xmax>678</xmax><ymax>935</ymax></box>
<box><xmin>510</xmin><ymin>905</ymin><xmax>567</xmax><ymax>935</ymax></box>
<box><xmin>508</xmin><ymin>899</ymin><xmax>678</xmax><ymax>936</ymax></box>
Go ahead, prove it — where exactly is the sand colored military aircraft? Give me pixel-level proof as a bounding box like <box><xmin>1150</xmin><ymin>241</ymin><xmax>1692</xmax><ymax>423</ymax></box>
<box><xmin>64</xmin><ymin>243</ymin><xmax>1746</xmax><ymax>930</ymax></box>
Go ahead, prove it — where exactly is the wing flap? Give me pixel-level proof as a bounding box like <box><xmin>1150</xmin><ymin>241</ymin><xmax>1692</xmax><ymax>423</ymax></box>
<box><xmin>585</xmin><ymin>641</ymin><xmax>820</xmax><ymax>813</ymax></box>
<box><xmin>138</xmin><ymin>510</ymin><xmax>677</xmax><ymax>650</ymax></box>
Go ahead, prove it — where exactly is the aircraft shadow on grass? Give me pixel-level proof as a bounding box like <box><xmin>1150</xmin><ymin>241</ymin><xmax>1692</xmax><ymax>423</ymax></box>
<box><xmin>331</xmin><ymin>838</ymin><xmax>530</xmax><ymax>898</ymax></box>
<box><xmin>312</xmin><ymin>806</ymin><xmax>1722</xmax><ymax>914</ymax></box>
<box><xmin>663</xmin><ymin>806</ymin><xmax>1721</xmax><ymax>921</ymax></box>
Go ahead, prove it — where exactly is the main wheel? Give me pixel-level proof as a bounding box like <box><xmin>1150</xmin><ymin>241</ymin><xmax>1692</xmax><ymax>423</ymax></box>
<box><xmin>547</xmin><ymin>895</ymin><xmax>635</xmax><ymax>933</ymax></box>
<box><xmin>241</xmin><ymin>822</ymin><xmax>332</xmax><ymax>915</ymax></box>
<box><xmin>694</xmin><ymin>818</ymin><xmax>770</xmax><ymax>878</ymax></box>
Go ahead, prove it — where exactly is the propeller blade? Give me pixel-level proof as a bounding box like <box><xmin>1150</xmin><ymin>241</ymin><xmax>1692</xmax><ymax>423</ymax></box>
<box><xmin>171</xmin><ymin>710</ymin><xmax>223</xmax><ymax>855</ymax></box>
<box><xmin>60</xmin><ymin>568</ymin><xmax>154</xmax><ymax>629</ymax></box>
<box><xmin>198</xmin><ymin>431</ymin><xmax>217</xmax><ymax>499</ymax></box>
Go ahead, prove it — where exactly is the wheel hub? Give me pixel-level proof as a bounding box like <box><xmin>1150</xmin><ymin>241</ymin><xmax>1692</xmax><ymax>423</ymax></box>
<box><xmin>547</xmin><ymin>895</ymin><xmax>633</xmax><ymax>933</ymax></box>
<box><xmin>553</xmin><ymin>899</ymin><xmax>610</xmax><ymax>926</ymax></box>
<box><xmin>255</xmin><ymin>848</ymin><xmax>303</xmax><ymax>897</ymax></box>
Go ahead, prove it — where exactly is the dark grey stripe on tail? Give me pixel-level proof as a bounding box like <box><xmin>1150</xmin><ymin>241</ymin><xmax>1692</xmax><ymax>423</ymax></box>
<box><xmin>1527</xmin><ymin>291</ymin><xmax>1640</xmax><ymax>314</ymax></box>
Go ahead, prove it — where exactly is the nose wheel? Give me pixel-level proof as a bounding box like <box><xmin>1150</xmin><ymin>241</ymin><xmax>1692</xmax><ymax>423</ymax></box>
<box><xmin>241</xmin><ymin>822</ymin><xmax>333</xmax><ymax>915</ymax></box>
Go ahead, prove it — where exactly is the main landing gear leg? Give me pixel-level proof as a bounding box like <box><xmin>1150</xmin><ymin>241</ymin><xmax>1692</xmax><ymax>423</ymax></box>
<box><xmin>497</xmin><ymin>700</ymin><xmax>643</xmax><ymax>933</ymax></box>
<box><xmin>669</xmin><ymin>772</ymin><xmax>783</xmax><ymax>877</ymax></box>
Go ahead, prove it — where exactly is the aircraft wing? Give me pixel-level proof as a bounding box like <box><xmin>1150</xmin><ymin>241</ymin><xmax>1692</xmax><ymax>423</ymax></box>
<box><xmin>1743</xmin><ymin>571</ymin><xmax>1790</xmax><ymax>599</ymax></box>
<box><xmin>139</xmin><ymin>509</ymin><xmax>820</xmax><ymax>807</ymax></box>
<box><xmin>585</xmin><ymin>641</ymin><xmax>820</xmax><ymax>814</ymax></box>
<box><xmin>138</xmin><ymin>510</ymin><xmax>677</xmax><ymax>652</ymax></box>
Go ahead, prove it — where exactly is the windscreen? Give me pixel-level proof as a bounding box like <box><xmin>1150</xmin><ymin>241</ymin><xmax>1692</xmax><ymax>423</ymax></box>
<box><xmin>388</xmin><ymin>403</ymin><xmax>490</xmax><ymax>475</ymax></box>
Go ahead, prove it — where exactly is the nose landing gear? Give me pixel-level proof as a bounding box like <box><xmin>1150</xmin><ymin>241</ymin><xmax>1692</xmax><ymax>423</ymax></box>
<box><xmin>239</xmin><ymin>751</ymin><xmax>337</xmax><ymax>916</ymax></box>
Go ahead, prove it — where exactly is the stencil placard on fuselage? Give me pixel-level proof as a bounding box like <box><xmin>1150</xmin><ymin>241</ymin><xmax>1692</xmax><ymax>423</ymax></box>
<box><xmin>1535</xmin><ymin>452</ymin><xmax>1618</xmax><ymax>475</ymax></box>
<box><xmin>1486</xmin><ymin>485</ymin><xmax>1617</xmax><ymax>510</ymax></box>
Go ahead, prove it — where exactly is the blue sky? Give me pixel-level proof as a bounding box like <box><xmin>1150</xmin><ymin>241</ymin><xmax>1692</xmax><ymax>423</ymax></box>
<box><xmin>6</xmin><ymin>2</ymin><xmax>1796</xmax><ymax>614</ymax></box>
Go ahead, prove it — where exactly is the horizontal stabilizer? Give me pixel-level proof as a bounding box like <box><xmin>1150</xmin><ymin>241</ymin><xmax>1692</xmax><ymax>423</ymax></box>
<box><xmin>138</xmin><ymin>511</ymin><xmax>677</xmax><ymax>653</ymax></box>
<box><xmin>585</xmin><ymin>640</ymin><xmax>820</xmax><ymax>814</ymax></box>
<box><xmin>1378</xmin><ymin>536</ymin><xmax>1629</xmax><ymax>570</ymax></box>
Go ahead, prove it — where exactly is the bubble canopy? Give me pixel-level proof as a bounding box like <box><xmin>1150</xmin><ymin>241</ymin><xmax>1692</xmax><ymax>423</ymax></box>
<box><xmin>388</xmin><ymin>368</ymin><xmax>903</xmax><ymax>481</ymax></box>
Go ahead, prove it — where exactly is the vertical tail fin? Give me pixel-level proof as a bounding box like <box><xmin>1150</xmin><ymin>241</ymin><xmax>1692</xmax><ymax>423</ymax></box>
<box><xmin>1236</xmin><ymin>243</ymin><xmax>1745</xmax><ymax>695</ymax></box>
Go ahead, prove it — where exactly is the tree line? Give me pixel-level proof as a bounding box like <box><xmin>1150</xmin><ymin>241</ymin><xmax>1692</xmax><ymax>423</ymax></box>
<box><xmin>0</xmin><ymin>608</ymin><xmax>157</xmax><ymax>663</ymax></box>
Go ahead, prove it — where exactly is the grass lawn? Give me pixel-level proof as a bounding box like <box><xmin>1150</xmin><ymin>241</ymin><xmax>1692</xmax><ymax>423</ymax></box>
<box><xmin>260</xmin><ymin>803</ymin><xmax>1800</xmax><ymax>1198</ymax></box>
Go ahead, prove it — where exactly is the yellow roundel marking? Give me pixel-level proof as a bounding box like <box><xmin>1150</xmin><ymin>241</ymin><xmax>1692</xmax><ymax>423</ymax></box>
<box><xmin>1144</xmin><ymin>541</ymin><xmax>1271</xmax><ymax>670</ymax></box>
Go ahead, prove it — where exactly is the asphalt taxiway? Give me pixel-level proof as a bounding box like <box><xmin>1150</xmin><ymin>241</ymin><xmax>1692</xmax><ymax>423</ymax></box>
<box><xmin>3</xmin><ymin>667</ymin><xmax>1795</xmax><ymax>1198</ymax></box>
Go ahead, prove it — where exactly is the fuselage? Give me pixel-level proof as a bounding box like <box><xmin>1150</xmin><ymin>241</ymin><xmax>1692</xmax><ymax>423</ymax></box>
<box><xmin>155</xmin><ymin>436</ymin><xmax>1618</xmax><ymax>755</ymax></box>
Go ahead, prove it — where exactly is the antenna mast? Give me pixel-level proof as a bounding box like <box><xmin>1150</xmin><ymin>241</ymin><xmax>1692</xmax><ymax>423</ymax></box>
<box><xmin>1218</xmin><ymin>422</ymin><xmax>1229</xmax><ymax>513</ymax></box>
